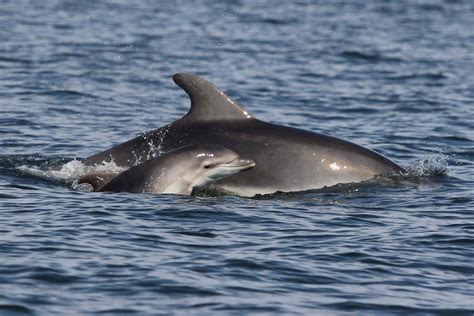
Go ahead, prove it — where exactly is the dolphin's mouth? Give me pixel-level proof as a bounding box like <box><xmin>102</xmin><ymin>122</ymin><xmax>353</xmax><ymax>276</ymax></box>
<box><xmin>222</xmin><ymin>158</ymin><xmax>255</xmax><ymax>171</ymax></box>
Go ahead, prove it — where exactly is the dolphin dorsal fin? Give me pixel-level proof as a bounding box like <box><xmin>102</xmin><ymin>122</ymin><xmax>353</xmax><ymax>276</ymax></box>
<box><xmin>173</xmin><ymin>73</ymin><xmax>252</xmax><ymax>122</ymax></box>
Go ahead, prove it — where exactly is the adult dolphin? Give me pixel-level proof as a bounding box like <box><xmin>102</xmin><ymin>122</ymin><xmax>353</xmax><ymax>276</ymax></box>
<box><xmin>83</xmin><ymin>73</ymin><xmax>404</xmax><ymax>197</ymax></box>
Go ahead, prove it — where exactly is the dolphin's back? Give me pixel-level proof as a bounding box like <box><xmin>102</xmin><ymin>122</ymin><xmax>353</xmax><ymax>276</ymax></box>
<box><xmin>154</xmin><ymin>119</ymin><xmax>403</xmax><ymax>196</ymax></box>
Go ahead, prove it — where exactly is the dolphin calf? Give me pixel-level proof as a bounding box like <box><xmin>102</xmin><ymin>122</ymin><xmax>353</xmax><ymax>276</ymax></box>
<box><xmin>84</xmin><ymin>73</ymin><xmax>404</xmax><ymax>197</ymax></box>
<box><xmin>79</xmin><ymin>145</ymin><xmax>255</xmax><ymax>195</ymax></box>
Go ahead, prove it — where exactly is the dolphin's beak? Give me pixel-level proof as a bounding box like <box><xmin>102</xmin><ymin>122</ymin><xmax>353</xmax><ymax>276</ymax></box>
<box><xmin>223</xmin><ymin>158</ymin><xmax>256</xmax><ymax>171</ymax></box>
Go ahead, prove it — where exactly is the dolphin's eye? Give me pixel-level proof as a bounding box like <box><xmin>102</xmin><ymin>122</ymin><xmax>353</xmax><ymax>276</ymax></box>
<box><xmin>203</xmin><ymin>163</ymin><xmax>216</xmax><ymax>169</ymax></box>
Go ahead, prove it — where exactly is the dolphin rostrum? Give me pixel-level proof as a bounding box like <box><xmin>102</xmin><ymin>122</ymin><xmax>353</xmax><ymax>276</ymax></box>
<box><xmin>79</xmin><ymin>145</ymin><xmax>255</xmax><ymax>195</ymax></box>
<box><xmin>83</xmin><ymin>73</ymin><xmax>404</xmax><ymax>197</ymax></box>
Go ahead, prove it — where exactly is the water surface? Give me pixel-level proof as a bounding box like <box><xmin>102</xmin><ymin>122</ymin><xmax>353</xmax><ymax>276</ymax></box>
<box><xmin>1</xmin><ymin>0</ymin><xmax>473</xmax><ymax>314</ymax></box>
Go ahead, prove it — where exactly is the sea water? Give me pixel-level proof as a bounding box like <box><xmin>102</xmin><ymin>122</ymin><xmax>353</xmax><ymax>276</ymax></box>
<box><xmin>1</xmin><ymin>0</ymin><xmax>473</xmax><ymax>314</ymax></box>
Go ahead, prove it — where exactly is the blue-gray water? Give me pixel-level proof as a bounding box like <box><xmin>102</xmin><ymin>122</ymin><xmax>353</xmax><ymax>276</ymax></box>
<box><xmin>1</xmin><ymin>0</ymin><xmax>474</xmax><ymax>314</ymax></box>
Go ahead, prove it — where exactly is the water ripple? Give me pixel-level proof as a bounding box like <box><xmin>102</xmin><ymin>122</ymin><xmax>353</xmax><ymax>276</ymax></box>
<box><xmin>1</xmin><ymin>0</ymin><xmax>473</xmax><ymax>314</ymax></box>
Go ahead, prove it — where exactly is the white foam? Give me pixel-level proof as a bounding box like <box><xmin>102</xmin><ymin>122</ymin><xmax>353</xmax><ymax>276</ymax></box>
<box><xmin>406</xmin><ymin>153</ymin><xmax>450</xmax><ymax>177</ymax></box>
<box><xmin>17</xmin><ymin>159</ymin><xmax>126</xmax><ymax>183</ymax></box>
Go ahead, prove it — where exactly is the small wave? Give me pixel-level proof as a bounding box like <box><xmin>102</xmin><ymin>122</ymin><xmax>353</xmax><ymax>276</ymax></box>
<box><xmin>173</xmin><ymin>229</ymin><xmax>217</xmax><ymax>238</ymax></box>
<box><xmin>0</xmin><ymin>56</ymin><xmax>33</xmax><ymax>64</ymax></box>
<box><xmin>340</xmin><ymin>50</ymin><xmax>402</xmax><ymax>63</ymax></box>
<box><xmin>0</xmin><ymin>118</ymin><xmax>37</xmax><ymax>127</ymax></box>
<box><xmin>262</xmin><ymin>17</ymin><xmax>296</xmax><ymax>25</ymax></box>
<box><xmin>0</xmin><ymin>155</ymin><xmax>70</xmax><ymax>171</ymax></box>
<box><xmin>15</xmin><ymin>89</ymin><xmax>99</xmax><ymax>100</ymax></box>
<box><xmin>387</xmin><ymin>72</ymin><xmax>446</xmax><ymax>81</ymax></box>
<box><xmin>0</xmin><ymin>304</ymin><xmax>34</xmax><ymax>315</ymax></box>
<box><xmin>39</xmin><ymin>89</ymin><xmax>98</xmax><ymax>99</ymax></box>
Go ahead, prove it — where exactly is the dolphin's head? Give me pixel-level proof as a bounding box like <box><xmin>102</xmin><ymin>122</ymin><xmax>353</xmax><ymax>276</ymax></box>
<box><xmin>192</xmin><ymin>146</ymin><xmax>255</xmax><ymax>187</ymax></box>
<box><xmin>169</xmin><ymin>145</ymin><xmax>255</xmax><ymax>193</ymax></box>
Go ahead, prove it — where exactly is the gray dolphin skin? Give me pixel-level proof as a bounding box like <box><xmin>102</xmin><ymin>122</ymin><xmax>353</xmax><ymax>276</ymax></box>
<box><xmin>84</xmin><ymin>73</ymin><xmax>404</xmax><ymax>197</ymax></box>
<box><xmin>79</xmin><ymin>145</ymin><xmax>255</xmax><ymax>195</ymax></box>
<box><xmin>77</xmin><ymin>171</ymin><xmax>120</xmax><ymax>192</ymax></box>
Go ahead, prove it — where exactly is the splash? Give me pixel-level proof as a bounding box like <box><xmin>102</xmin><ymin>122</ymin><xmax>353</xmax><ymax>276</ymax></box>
<box><xmin>17</xmin><ymin>159</ymin><xmax>126</xmax><ymax>184</ymax></box>
<box><xmin>406</xmin><ymin>152</ymin><xmax>450</xmax><ymax>177</ymax></box>
<box><xmin>135</xmin><ymin>126</ymin><xmax>169</xmax><ymax>163</ymax></box>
